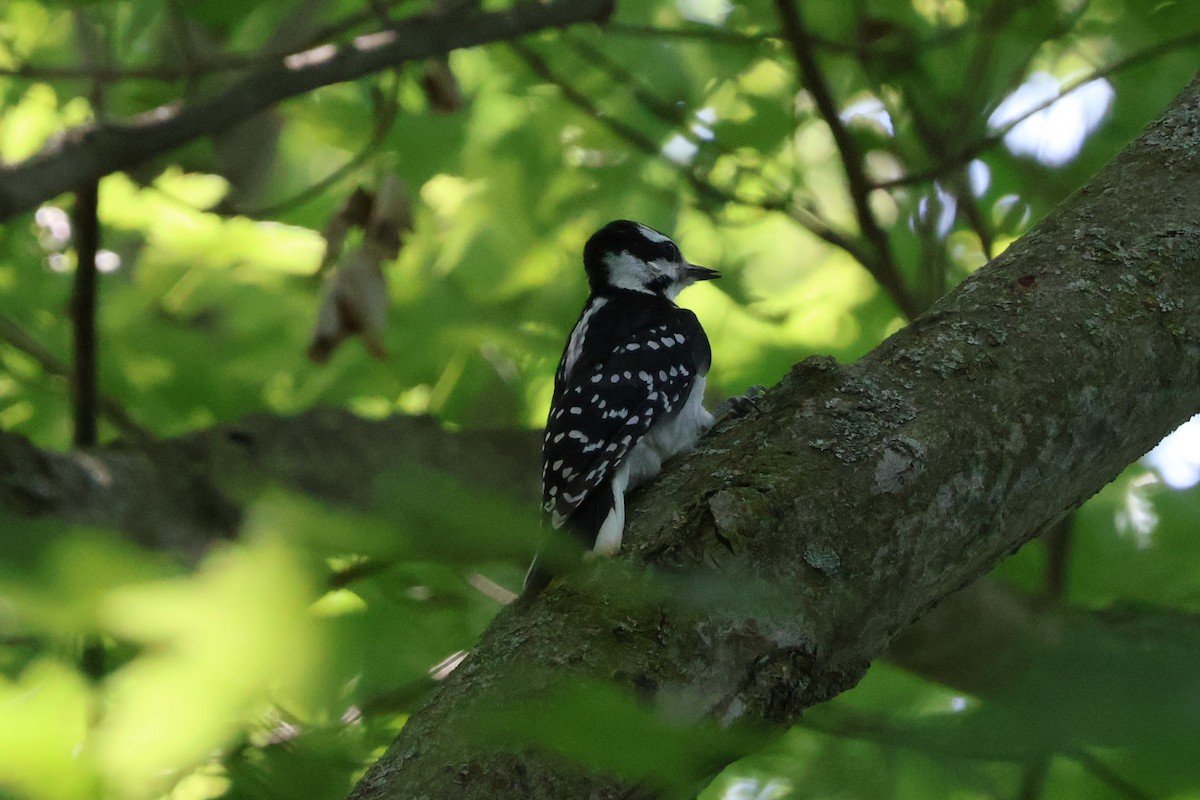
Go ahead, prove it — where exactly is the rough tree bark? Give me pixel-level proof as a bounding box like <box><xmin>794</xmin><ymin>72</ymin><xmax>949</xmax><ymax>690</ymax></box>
<box><xmin>341</xmin><ymin>73</ymin><xmax>1200</xmax><ymax>798</ymax></box>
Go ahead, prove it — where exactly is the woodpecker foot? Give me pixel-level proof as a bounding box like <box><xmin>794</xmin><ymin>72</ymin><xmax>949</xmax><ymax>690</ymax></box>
<box><xmin>719</xmin><ymin>385</ymin><xmax>765</xmax><ymax>419</ymax></box>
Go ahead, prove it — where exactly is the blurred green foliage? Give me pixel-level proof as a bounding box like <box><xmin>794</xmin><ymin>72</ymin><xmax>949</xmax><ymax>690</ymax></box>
<box><xmin>2</xmin><ymin>0</ymin><xmax>1200</xmax><ymax>798</ymax></box>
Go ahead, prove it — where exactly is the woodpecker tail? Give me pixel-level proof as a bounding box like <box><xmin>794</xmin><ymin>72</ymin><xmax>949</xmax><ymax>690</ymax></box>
<box><xmin>523</xmin><ymin>478</ymin><xmax>621</xmax><ymax>596</ymax></box>
<box><xmin>522</xmin><ymin>555</ymin><xmax>554</xmax><ymax>596</ymax></box>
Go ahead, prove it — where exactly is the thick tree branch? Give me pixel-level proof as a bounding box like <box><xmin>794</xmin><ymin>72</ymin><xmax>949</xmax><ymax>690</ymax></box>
<box><xmin>0</xmin><ymin>410</ymin><xmax>538</xmax><ymax>556</ymax></box>
<box><xmin>0</xmin><ymin>0</ymin><xmax>614</xmax><ymax>223</ymax></box>
<box><xmin>347</xmin><ymin>73</ymin><xmax>1200</xmax><ymax>798</ymax></box>
<box><xmin>3</xmin><ymin>396</ymin><xmax>1195</xmax><ymax>778</ymax></box>
<box><xmin>0</xmin><ymin>377</ymin><xmax>1194</xmax><ymax>792</ymax></box>
<box><xmin>3</xmin><ymin>400</ymin><xmax>1175</xmax><ymax>698</ymax></box>
<box><xmin>0</xmin><ymin>1</ymin><xmax>418</xmax><ymax>83</ymax></box>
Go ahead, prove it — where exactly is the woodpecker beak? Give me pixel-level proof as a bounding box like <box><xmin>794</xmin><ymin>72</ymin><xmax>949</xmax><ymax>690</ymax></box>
<box><xmin>687</xmin><ymin>265</ymin><xmax>721</xmax><ymax>281</ymax></box>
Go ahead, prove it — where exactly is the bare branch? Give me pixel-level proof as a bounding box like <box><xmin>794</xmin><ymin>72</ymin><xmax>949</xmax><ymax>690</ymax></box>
<box><xmin>0</xmin><ymin>1</ymin><xmax>436</xmax><ymax>85</ymax></box>
<box><xmin>0</xmin><ymin>0</ymin><xmax>615</xmax><ymax>223</ymax></box>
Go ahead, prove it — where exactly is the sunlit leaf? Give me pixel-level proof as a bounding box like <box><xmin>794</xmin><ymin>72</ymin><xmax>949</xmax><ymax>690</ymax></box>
<box><xmin>469</xmin><ymin>678</ymin><xmax>767</xmax><ymax>791</ymax></box>
<box><xmin>0</xmin><ymin>659</ymin><xmax>95</xmax><ymax>800</ymax></box>
<box><xmin>95</xmin><ymin>534</ymin><xmax>325</xmax><ymax>798</ymax></box>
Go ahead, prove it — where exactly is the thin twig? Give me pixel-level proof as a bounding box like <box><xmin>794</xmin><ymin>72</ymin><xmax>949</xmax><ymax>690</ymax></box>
<box><xmin>509</xmin><ymin>42</ymin><xmax>662</xmax><ymax>154</ymax></box>
<box><xmin>303</xmin><ymin>0</ymin><xmax>413</xmax><ymax>47</ymax></box>
<box><xmin>237</xmin><ymin>72</ymin><xmax>402</xmax><ymax>218</ymax></box>
<box><xmin>329</xmin><ymin>558</ymin><xmax>395</xmax><ymax>588</ymax></box>
<box><xmin>0</xmin><ymin>315</ymin><xmax>152</xmax><ymax>442</ymax></box>
<box><xmin>954</xmin><ymin>182</ymin><xmax>995</xmax><ymax>260</ymax></box>
<box><xmin>0</xmin><ymin>61</ymin><xmax>250</xmax><ymax>82</ymax></box>
<box><xmin>510</xmin><ymin>39</ymin><xmax>730</xmax><ymax>208</ymax></box>
<box><xmin>603</xmin><ymin>19</ymin><xmax>971</xmax><ymax>57</ymax></box>
<box><xmin>166</xmin><ymin>0</ymin><xmax>207</xmax><ymax>98</ymax></box>
<box><xmin>601</xmin><ymin>21</ymin><xmax>774</xmax><ymax>47</ymax></box>
<box><xmin>1017</xmin><ymin>757</ymin><xmax>1049</xmax><ymax>800</ymax></box>
<box><xmin>366</xmin><ymin>0</ymin><xmax>399</xmax><ymax>28</ymax></box>
<box><xmin>773</xmin><ymin>0</ymin><xmax>918</xmax><ymax>318</ymax></box>
<box><xmin>1069</xmin><ymin>751</ymin><xmax>1154</xmax><ymax>800</ymax></box>
<box><xmin>509</xmin><ymin>41</ymin><xmax>870</xmax><ymax>264</ymax></box>
<box><xmin>1042</xmin><ymin>514</ymin><xmax>1073</xmax><ymax>603</ymax></box>
<box><xmin>875</xmin><ymin>29</ymin><xmax>1200</xmax><ymax>190</ymax></box>
<box><xmin>562</xmin><ymin>32</ymin><xmax>688</xmax><ymax>128</ymax></box>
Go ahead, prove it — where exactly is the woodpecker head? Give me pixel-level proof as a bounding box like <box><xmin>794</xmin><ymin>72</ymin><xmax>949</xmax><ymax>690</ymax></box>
<box><xmin>583</xmin><ymin>220</ymin><xmax>720</xmax><ymax>300</ymax></box>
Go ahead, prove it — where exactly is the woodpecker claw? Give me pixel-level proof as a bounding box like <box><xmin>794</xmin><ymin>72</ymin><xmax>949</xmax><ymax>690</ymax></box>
<box><xmin>719</xmin><ymin>385</ymin><xmax>766</xmax><ymax>418</ymax></box>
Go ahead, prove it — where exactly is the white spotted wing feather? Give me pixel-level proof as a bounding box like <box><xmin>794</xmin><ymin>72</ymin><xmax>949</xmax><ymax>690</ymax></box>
<box><xmin>541</xmin><ymin>305</ymin><xmax>711</xmax><ymax>533</ymax></box>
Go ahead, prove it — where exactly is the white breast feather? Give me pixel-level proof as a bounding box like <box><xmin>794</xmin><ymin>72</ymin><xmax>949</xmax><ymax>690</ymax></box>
<box><xmin>591</xmin><ymin>377</ymin><xmax>712</xmax><ymax>554</ymax></box>
<box><xmin>626</xmin><ymin>376</ymin><xmax>712</xmax><ymax>488</ymax></box>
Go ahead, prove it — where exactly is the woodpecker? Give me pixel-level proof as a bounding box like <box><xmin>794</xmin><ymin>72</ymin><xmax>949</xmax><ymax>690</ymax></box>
<box><xmin>529</xmin><ymin>220</ymin><xmax>719</xmax><ymax>590</ymax></box>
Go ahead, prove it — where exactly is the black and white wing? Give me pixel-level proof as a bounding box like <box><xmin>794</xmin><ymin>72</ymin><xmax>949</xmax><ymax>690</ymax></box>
<box><xmin>541</xmin><ymin>303</ymin><xmax>711</xmax><ymax>533</ymax></box>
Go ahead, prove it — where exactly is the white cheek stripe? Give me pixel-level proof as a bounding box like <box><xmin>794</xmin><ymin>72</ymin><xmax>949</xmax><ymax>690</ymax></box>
<box><xmin>563</xmin><ymin>296</ymin><xmax>608</xmax><ymax>379</ymax></box>
<box><xmin>604</xmin><ymin>252</ymin><xmax>655</xmax><ymax>295</ymax></box>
